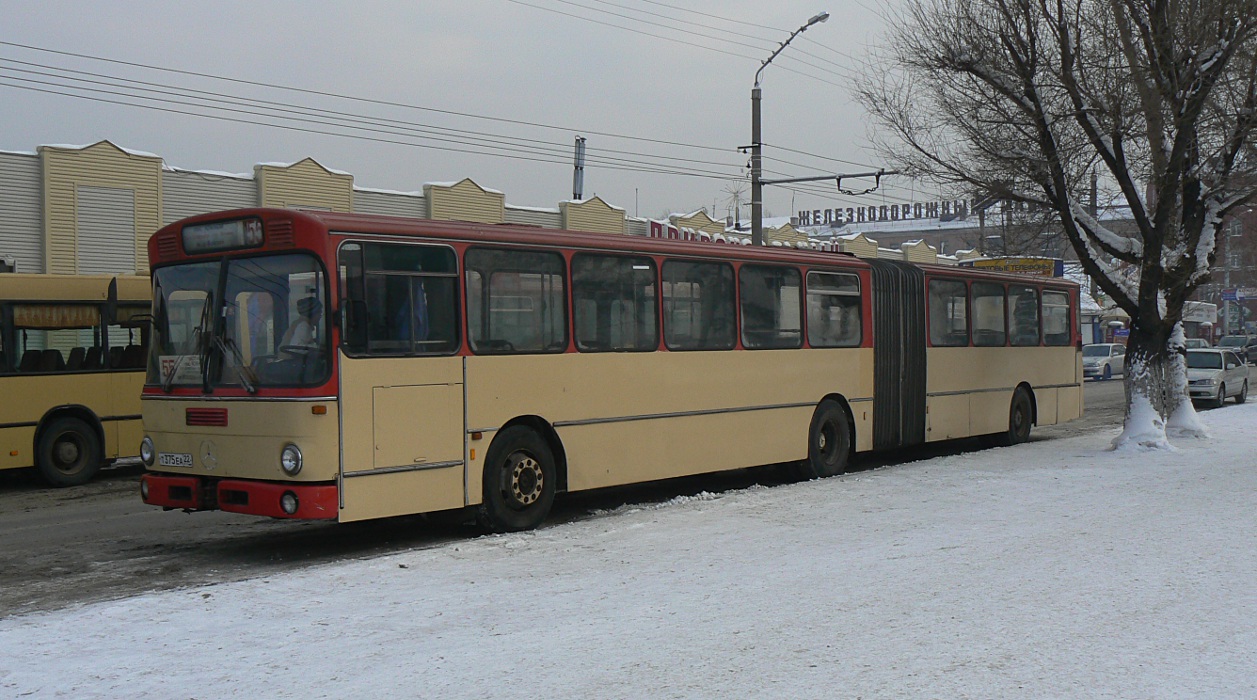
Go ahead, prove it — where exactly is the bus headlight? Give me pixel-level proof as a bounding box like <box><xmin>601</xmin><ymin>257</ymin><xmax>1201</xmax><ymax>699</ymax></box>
<box><xmin>280</xmin><ymin>444</ymin><xmax>303</xmax><ymax>476</ymax></box>
<box><xmin>280</xmin><ymin>491</ymin><xmax>299</xmax><ymax>515</ymax></box>
<box><xmin>140</xmin><ymin>437</ymin><xmax>155</xmax><ymax>467</ymax></box>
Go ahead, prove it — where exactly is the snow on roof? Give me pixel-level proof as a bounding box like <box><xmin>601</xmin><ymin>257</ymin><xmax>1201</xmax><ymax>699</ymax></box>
<box><xmin>354</xmin><ymin>186</ymin><xmax>424</xmax><ymax>197</ymax></box>
<box><xmin>41</xmin><ymin>141</ymin><xmax>162</xmax><ymax>159</ymax></box>
<box><xmin>424</xmin><ymin>180</ymin><xmax>504</xmax><ymax>194</ymax></box>
<box><xmin>0</xmin><ymin>148</ymin><xmax>38</xmax><ymax>157</ymax></box>
<box><xmin>506</xmin><ymin>204</ymin><xmax>561</xmax><ymax>213</ymax></box>
<box><xmin>164</xmin><ymin>166</ymin><xmax>253</xmax><ymax>180</ymax></box>
<box><xmin>560</xmin><ymin>197</ymin><xmax>625</xmax><ymax>211</ymax></box>
<box><xmin>254</xmin><ymin>160</ymin><xmax>353</xmax><ymax>176</ymax></box>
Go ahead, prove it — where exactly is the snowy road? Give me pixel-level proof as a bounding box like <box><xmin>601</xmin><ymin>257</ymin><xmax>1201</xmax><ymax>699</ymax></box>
<box><xmin>1</xmin><ymin>397</ymin><xmax>1254</xmax><ymax>698</ymax></box>
<box><xmin>0</xmin><ymin>376</ymin><xmax>1142</xmax><ymax>618</ymax></box>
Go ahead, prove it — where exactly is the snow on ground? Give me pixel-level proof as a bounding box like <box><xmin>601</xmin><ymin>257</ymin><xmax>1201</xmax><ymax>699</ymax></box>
<box><xmin>3</xmin><ymin>407</ymin><xmax>1256</xmax><ymax>699</ymax></box>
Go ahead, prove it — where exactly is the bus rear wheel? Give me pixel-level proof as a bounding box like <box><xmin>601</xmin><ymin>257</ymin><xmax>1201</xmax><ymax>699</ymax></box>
<box><xmin>995</xmin><ymin>388</ymin><xmax>1033</xmax><ymax>447</ymax></box>
<box><xmin>36</xmin><ymin>416</ymin><xmax>103</xmax><ymax>487</ymax></box>
<box><xmin>476</xmin><ymin>426</ymin><xmax>557</xmax><ymax>533</ymax></box>
<box><xmin>794</xmin><ymin>400</ymin><xmax>852</xmax><ymax>480</ymax></box>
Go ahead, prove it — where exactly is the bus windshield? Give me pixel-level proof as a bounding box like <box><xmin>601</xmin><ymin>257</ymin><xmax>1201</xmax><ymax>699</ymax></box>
<box><xmin>148</xmin><ymin>253</ymin><xmax>329</xmax><ymax>389</ymax></box>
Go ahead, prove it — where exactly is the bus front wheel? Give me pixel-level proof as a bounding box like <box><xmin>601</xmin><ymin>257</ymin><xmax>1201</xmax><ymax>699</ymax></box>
<box><xmin>794</xmin><ymin>400</ymin><xmax>852</xmax><ymax>480</ymax></box>
<box><xmin>36</xmin><ymin>416</ymin><xmax>103</xmax><ymax>487</ymax></box>
<box><xmin>476</xmin><ymin>426</ymin><xmax>557</xmax><ymax>533</ymax></box>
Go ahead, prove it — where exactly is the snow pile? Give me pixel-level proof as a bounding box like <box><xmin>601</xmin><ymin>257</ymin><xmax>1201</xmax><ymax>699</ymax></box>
<box><xmin>2</xmin><ymin>406</ymin><xmax>1256</xmax><ymax>698</ymax></box>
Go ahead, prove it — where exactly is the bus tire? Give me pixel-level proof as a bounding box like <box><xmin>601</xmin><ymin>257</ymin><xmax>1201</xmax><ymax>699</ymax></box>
<box><xmin>795</xmin><ymin>400</ymin><xmax>852</xmax><ymax>480</ymax></box>
<box><xmin>476</xmin><ymin>426</ymin><xmax>557</xmax><ymax>533</ymax></box>
<box><xmin>36</xmin><ymin>416</ymin><xmax>103</xmax><ymax>487</ymax></box>
<box><xmin>996</xmin><ymin>388</ymin><xmax>1034</xmax><ymax>447</ymax></box>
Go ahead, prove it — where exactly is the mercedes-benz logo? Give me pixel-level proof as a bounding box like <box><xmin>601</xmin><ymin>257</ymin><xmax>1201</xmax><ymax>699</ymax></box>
<box><xmin>200</xmin><ymin>440</ymin><xmax>218</xmax><ymax>470</ymax></box>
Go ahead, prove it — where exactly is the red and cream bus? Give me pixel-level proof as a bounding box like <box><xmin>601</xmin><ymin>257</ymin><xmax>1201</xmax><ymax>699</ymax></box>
<box><xmin>139</xmin><ymin>209</ymin><xmax>1082</xmax><ymax>531</ymax></box>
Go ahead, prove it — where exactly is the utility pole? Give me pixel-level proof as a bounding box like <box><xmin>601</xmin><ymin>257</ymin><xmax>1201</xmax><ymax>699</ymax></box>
<box><xmin>572</xmin><ymin>136</ymin><xmax>586</xmax><ymax>201</ymax></box>
<box><xmin>750</xmin><ymin>11</ymin><xmax>830</xmax><ymax>246</ymax></box>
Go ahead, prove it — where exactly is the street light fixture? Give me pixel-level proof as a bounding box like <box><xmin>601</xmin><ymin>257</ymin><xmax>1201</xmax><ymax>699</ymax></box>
<box><xmin>751</xmin><ymin>11</ymin><xmax>829</xmax><ymax>246</ymax></box>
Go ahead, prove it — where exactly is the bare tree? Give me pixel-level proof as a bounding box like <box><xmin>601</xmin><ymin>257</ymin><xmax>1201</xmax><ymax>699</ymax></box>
<box><xmin>859</xmin><ymin>0</ymin><xmax>1257</xmax><ymax>448</ymax></box>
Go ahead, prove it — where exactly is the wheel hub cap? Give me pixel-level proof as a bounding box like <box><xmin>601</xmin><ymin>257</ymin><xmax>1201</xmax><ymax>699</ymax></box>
<box><xmin>55</xmin><ymin>439</ymin><xmax>80</xmax><ymax>465</ymax></box>
<box><xmin>509</xmin><ymin>455</ymin><xmax>543</xmax><ymax>506</ymax></box>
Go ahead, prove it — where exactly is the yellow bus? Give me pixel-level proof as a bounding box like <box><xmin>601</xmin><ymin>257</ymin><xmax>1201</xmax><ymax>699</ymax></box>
<box><xmin>139</xmin><ymin>209</ymin><xmax>1083</xmax><ymax>530</ymax></box>
<box><xmin>0</xmin><ymin>273</ymin><xmax>150</xmax><ymax>486</ymax></box>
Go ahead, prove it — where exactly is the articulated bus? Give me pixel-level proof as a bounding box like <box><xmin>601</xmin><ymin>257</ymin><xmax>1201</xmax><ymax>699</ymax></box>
<box><xmin>139</xmin><ymin>209</ymin><xmax>1082</xmax><ymax>531</ymax></box>
<box><xmin>0</xmin><ymin>273</ymin><xmax>150</xmax><ymax>486</ymax></box>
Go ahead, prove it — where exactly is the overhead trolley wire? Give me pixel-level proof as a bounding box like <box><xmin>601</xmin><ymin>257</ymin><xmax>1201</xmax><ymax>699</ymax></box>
<box><xmin>0</xmin><ymin>79</ymin><xmax>741</xmax><ymax>181</ymax></box>
<box><xmin>0</xmin><ymin>40</ymin><xmax>740</xmax><ymax>155</ymax></box>
<box><xmin>0</xmin><ymin>57</ymin><xmax>746</xmax><ymax>175</ymax></box>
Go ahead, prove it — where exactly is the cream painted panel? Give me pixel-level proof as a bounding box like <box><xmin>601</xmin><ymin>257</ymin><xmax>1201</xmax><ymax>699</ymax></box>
<box><xmin>466</xmin><ymin>348</ymin><xmax>874</xmax><ymax>495</ymax></box>
<box><xmin>338</xmin><ymin>468</ymin><xmax>464</xmax><ymax>522</ymax></box>
<box><xmin>1059</xmin><ymin>385</ymin><xmax>1083</xmax><ymax>422</ymax></box>
<box><xmin>1036</xmin><ymin>387</ymin><xmax>1059</xmax><ymax>427</ymax></box>
<box><xmin>560</xmin><ymin>406</ymin><xmax>810</xmax><ymax>492</ymax></box>
<box><xmin>338</xmin><ymin>354</ymin><xmax>464</xmax><ymax>520</ymax></box>
<box><xmin>925</xmin><ymin>394</ymin><xmax>969</xmax><ymax>442</ymax></box>
<box><xmin>372</xmin><ymin>384</ymin><xmax>463</xmax><ymax>468</ymax></box>
<box><xmin>142</xmin><ymin>399</ymin><xmax>341</xmax><ymax>481</ymax></box>
<box><xmin>969</xmin><ymin>390</ymin><xmax>1012</xmax><ymax>436</ymax></box>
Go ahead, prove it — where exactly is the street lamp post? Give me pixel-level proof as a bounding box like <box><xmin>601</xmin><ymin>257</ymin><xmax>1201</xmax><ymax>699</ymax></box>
<box><xmin>751</xmin><ymin>11</ymin><xmax>829</xmax><ymax>247</ymax></box>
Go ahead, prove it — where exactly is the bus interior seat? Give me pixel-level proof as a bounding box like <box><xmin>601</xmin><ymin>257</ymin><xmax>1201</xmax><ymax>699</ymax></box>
<box><xmin>67</xmin><ymin>347</ymin><xmax>87</xmax><ymax>370</ymax></box>
<box><xmin>39</xmin><ymin>349</ymin><xmax>66</xmax><ymax>372</ymax></box>
<box><xmin>108</xmin><ymin>346</ymin><xmax>124</xmax><ymax>369</ymax></box>
<box><xmin>83</xmin><ymin>346</ymin><xmax>103</xmax><ymax>370</ymax></box>
<box><xmin>19</xmin><ymin>349</ymin><xmax>42</xmax><ymax>372</ymax></box>
<box><xmin>121</xmin><ymin>344</ymin><xmax>144</xmax><ymax>368</ymax></box>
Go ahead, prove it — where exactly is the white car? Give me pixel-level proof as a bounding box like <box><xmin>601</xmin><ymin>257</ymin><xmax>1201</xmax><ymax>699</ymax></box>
<box><xmin>1082</xmin><ymin>343</ymin><xmax>1126</xmax><ymax>380</ymax></box>
<box><xmin>1186</xmin><ymin>348</ymin><xmax>1249</xmax><ymax>407</ymax></box>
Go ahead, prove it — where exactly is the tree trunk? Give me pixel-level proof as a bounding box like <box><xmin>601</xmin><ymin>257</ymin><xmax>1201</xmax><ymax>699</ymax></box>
<box><xmin>1113</xmin><ymin>322</ymin><xmax>1208</xmax><ymax>450</ymax></box>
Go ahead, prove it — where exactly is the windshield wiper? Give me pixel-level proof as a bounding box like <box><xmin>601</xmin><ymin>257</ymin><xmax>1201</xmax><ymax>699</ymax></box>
<box><xmin>216</xmin><ymin>335</ymin><xmax>258</xmax><ymax>394</ymax></box>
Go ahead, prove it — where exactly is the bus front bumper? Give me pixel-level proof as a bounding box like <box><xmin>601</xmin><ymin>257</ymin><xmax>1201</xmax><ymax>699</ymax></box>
<box><xmin>141</xmin><ymin>473</ymin><xmax>339</xmax><ymax>520</ymax></box>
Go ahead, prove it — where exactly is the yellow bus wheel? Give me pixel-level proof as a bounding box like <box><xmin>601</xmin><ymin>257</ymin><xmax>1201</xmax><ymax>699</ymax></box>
<box><xmin>36</xmin><ymin>416</ymin><xmax>103</xmax><ymax>488</ymax></box>
<box><xmin>476</xmin><ymin>426</ymin><xmax>556</xmax><ymax>533</ymax></box>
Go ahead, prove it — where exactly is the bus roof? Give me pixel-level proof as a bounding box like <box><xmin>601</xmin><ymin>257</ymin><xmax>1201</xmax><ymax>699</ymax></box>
<box><xmin>0</xmin><ymin>273</ymin><xmax>149</xmax><ymax>303</ymax></box>
<box><xmin>152</xmin><ymin>208</ymin><xmax>1079</xmax><ymax>290</ymax></box>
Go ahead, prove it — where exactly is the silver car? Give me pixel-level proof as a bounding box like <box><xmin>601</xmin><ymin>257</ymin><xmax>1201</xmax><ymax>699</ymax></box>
<box><xmin>1186</xmin><ymin>349</ymin><xmax>1249</xmax><ymax>407</ymax></box>
<box><xmin>1082</xmin><ymin>343</ymin><xmax>1126</xmax><ymax>380</ymax></box>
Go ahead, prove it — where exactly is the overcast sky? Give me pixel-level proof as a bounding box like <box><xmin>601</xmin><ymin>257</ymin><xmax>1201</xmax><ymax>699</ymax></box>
<box><xmin>2</xmin><ymin>0</ymin><xmax>919</xmax><ymax>222</ymax></box>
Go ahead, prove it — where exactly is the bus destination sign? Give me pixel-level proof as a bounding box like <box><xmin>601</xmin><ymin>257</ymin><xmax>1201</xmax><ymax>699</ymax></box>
<box><xmin>182</xmin><ymin>218</ymin><xmax>264</xmax><ymax>255</ymax></box>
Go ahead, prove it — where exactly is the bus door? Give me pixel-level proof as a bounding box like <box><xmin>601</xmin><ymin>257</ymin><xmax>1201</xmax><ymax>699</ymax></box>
<box><xmin>336</xmin><ymin>242</ymin><xmax>466</xmax><ymax>522</ymax></box>
<box><xmin>868</xmin><ymin>260</ymin><xmax>926</xmax><ymax>449</ymax></box>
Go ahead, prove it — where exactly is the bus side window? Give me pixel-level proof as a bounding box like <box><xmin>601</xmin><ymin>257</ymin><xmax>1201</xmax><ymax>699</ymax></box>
<box><xmin>740</xmin><ymin>265</ymin><xmax>802</xmax><ymax>350</ymax></box>
<box><xmin>970</xmin><ymin>282</ymin><xmax>1006</xmax><ymax>347</ymax></box>
<box><xmin>351</xmin><ymin>242</ymin><xmax>459</xmax><ymax>356</ymax></box>
<box><xmin>338</xmin><ymin>243</ymin><xmax>367</xmax><ymax>353</ymax></box>
<box><xmin>573</xmin><ymin>254</ymin><xmax>658</xmax><ymax>352</ymax></box>
<box><xmin>662</xmin><ymin>260</ymin><xmax>735</xmax><ymax>351</ymax></box>
<box><xmin>1042</xmin><ymin>290</ymin><xmax>1070</xmax><ymax>346</ymax></box>
<box><xmin>465</xmin><ymin>247</ymin><xmax>567</xmax><ymax>354</ymax></box>
<box><xmin>806</xmin><ymin>271</ymin><xmax>861</xmax><ymax>348</ymax></box>
<box><xmin>928</xmin><ymin>279</ymin><xmax>969</xmax><ymax>347</ymax></box>
<box><xmin>1009</xmin><ymin>285</ymin><xmax>1041</xmax><ymax>346</ymax></box>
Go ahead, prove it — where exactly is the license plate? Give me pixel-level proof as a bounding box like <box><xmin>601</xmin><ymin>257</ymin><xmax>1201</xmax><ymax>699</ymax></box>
<box><xmin>158</xmin><ymin>452</ymin><xmax>194</xmax><ymax>467</ymax></box>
